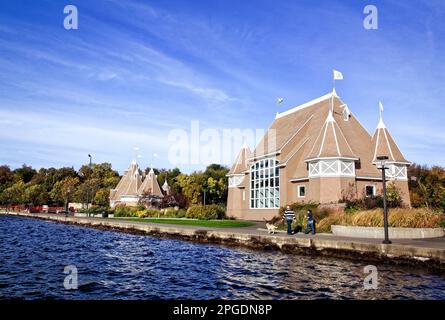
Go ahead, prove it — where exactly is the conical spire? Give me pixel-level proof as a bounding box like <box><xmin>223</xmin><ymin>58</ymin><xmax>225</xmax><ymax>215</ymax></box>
<box><xmin>110</xmin><ymin>160</ymin><xmax>142</xmax><ymax>200</ymax></box>
<box><xmin>228</xmin><ymin>143</ymin><xmax>251</xmax><ymax>175</ymax></box>
<box><xmin>162</xmin><ymin>178</ymin><xmax>170</xmax><ymax>194</ymax></box>
<box><xmin>138</xmin><ymin>166</ymin><xmax>163</xmax><ymax>197</ymax></box>
<box><xmin>306</xmin><ymin>110</ymin><xmax>357</xmax><ymax>159</ymax></box>
<box><xmin>371</xmin><ymin>113</ymin><xmax>408</xmax><ymax>163</ymax></box>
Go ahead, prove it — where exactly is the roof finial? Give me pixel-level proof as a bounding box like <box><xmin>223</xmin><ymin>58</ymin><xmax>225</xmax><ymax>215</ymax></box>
<box><xmin>326</xmin><ymin>108</ymin><xmax>335</xmax><ymax>123</ymax></box>
<box><xmin>377</xmin><ymin>101</ymin><xmax>386</xmax><ymax>129</ymax></box>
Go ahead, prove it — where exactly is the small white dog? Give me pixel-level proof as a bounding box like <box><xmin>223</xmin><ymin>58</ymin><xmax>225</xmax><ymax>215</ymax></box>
<box><xmin>266</xmin><ymin>223</ymin><xmax>278</xmax><ymax>234</ymax></box>
<box><xmin>263</xmin><ymin>218</ymin><xmax>278</xmax><ymax>234</ymax></box>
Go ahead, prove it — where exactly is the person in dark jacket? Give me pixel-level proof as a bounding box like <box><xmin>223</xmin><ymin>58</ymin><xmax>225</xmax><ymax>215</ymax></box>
<box><xmin>283</xmin><ymin>206</ymin><xmax>295</xmax><ymax>235</ymax></box>
<box><xmin>304</xmin><ymin>209</ymin><xmax>316</xmax><ymax>235</ymax></box>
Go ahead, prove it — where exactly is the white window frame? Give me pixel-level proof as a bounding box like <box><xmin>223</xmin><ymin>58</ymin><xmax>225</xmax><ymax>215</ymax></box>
<box><xmin>365</xmin><ymin>185</ymin><xmax>376</xmax><ymax>198</ymax></box>
<box><xmin>297</xmin><ymin>185</ymin><xmax>306</xmax><ymax>198</ymax></box>
<box><xmin>250</xmin><ymin>157</ymin><xmax>280</xmax><ymax>209</ymax></box>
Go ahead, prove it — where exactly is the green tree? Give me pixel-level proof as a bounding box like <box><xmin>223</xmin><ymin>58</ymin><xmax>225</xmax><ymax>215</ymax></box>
<box><xmin>13</xmin><ymin>164</ymin><xmax>37</xmax><ymax>183</ymax></box>
<box><xmin>176</xmin><ymin>173</ymin><xmax>203</xmax><ymax>206</ymax></box>
<box><xmin>50</xmin><ymin>177</ymin><xmax>79</xmax><ymax>210</ymax></box>
<box><xmin>0</xmin><ymin>165</ymin><xmax>14</xmax><ymax>193</ymax></box>
<box><xmin>24</xmin><ymin>184</ymin><xmax>49</xmax><ymax>206</ymax></box>
<box><xmin>0</xmin><ymin>181</ymin><xmax>26</xmax><ymax>207</ymax></box>
<box><xmin>94</xmin><ymin>188</ymin><xmax>111</xmax><ymax>207</ymax></box>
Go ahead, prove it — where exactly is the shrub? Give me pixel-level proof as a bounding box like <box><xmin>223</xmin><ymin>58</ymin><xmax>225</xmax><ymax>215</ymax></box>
<box><xmin>277</xmin><ymin>202</ymin><xmax>334</xmax><ymax>231</ymax></box>
<box><xmin>316</xmin><ymin>213</ymin><xmax>343</xmax><ymax>233</ymax></box>
<box><xmin>186</xmin><ymin>204</ymin><xmax>226</xmax><ymax>220</ymax></box>
<box><xmin>343</xmin><ymin>199</ymin><xmax>363</xmax><ymax>213</ymax></box>
<box><xmin>113</xmin><ymin>205</ymin><xmax>139</xmax><ymax>217</ymax></box>
<box><xmin>79</xmin><ymin>206</ymin><xmax>110</xmax><ymax>215</ymax></box>
<box><xmin>134</xmin><ymin>209</ymin><xmax>160</xmax><ymax>218</ymax></box>
<box><xmin>163</xmin><ymin>207</ymin><xmax>187</xmax><ymax>218</ymax></box>
<box><xmin>316</xmin><ymin>208</ymin><xmax>445</xmax><ymax>232</ymax></box>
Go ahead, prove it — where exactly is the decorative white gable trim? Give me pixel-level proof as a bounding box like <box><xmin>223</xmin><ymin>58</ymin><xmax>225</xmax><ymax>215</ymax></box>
<box><xmin>308</xmin><ymin>159</ymin><xmax>356</xmax><ymax>177</ymax></box>
<box><xmin>228</xmin><ymin>175</ymin><xmax>245</xmax><ymax>188</ymax></box>
<box><xmin>275</xmin><ymin>92</ymin><xmax>334</xmax><ymax>119</ymax></box>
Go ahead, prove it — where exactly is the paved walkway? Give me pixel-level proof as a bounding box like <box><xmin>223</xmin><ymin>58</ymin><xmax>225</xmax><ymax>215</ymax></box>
<box><xmin>8</xmin><ymin>212</ymin><xmax>444</xmax><ymax>249</ymax></box>
<box><xmin>3</xmin><ymin>212</ymin><xmax>445</xmax><ymax>267</ymax></box>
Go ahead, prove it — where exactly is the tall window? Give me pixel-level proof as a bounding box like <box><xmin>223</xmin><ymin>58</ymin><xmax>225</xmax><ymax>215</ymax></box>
<box><xmin>250</xmin><ymin>158</ymin><xmax>280</xmax><ymax>209</ymax></box>
<box><xmin>298</xmin><ymin>185</ymin><xmax>306</xmax><ymax>198</ymax></box>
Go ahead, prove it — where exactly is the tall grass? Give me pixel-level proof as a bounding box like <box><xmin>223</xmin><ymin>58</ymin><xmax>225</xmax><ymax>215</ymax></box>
<box><xmin>316</xmin><ymin>208</ymin><xmax>445</xmax><ymax>233</ymax></box>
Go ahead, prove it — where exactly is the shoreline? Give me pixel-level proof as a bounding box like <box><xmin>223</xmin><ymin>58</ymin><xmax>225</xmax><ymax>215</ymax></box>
<box><xmin>2</xmin><ymin>212</ymin><xmax>445</xmax><ymax>272</ymax></box>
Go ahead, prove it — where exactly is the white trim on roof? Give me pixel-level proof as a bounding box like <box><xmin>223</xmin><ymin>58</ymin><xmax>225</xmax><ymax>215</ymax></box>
<box><xmin>247</xmin><ymin>150</ymin><xmax>280</xmax><ymax>161</ymax></box>
<box><xmin>275</xmin><ymin>92</ymin><xmax>333</xmax><ymax>119</ymax></box>
<box><xmin>384</xmin><ymin>128</ymin><xmax>411</xmax><ymax>164</ymax></box>
<box><xmin>356</xmin><ymin>176</ymin><xmax>383</xmax><ymax>181</ymax></box>
<box><xmin>281</xmin><ymin>138</ymin><xmax>310</xmax><ymax>166</ymax></box>
<box><xmin>382</xmin><ymin>127</ymin><xmax>396</xmax><ymax>161</ymax></box>
<box><xmin>279</xmin><ymin>115</ymin><xmax>314</xmax><ymax>152</ymax></box>
<box><xmin>331</xmin><ymin>121</ymin><xmax>341</xmax><ymax>156</ymax></box>
<box><xmin>226</xmin><ymin>173</ymin><xmax>245</xmax><ymax>177</ymax></box>
<box><xmin>372</xmin><ymin>127</ymin><xmax>381</xmax><ymax>161</ymax></box>
<box><xmin>335</xmin><ymin>121</ymin><xmax>356</xmax><ymax>157</ymax></box>
<box><xmin>305</xmin><ymin>156</ymin><xmax>359</xmax><ymax>162</ymax></box>
<box><xmin>317</xmin><ymin>121</ymin><xmax>329</xmax><ymax>158</ymax></box>
<box><xmin>289</xmin><ymin>177</ymin><xmax>309</xmax><ymax>182</ymax></box>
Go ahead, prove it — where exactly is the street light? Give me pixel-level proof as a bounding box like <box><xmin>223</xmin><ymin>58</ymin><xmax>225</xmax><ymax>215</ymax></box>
<box><xmin>376</xmin><ymin>156</ymin><xmax>391</xmax><ymax>244</ymax></box>
<box><xmin>86</xmin><ymin>154</ymin><xmax>92</xmax><ymax>214</ymax></box>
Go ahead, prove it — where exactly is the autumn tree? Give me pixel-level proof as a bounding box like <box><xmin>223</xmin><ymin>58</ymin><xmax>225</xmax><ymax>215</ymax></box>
<box><xmin>50</xmin><ymin>177</ymin><xmax>80</xmax><ymax>210</ymax></box>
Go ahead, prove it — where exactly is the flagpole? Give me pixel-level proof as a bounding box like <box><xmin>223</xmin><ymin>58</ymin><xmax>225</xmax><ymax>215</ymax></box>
<box><xmin>332</xmin><ymin>70</ymin><xmax>335</xmax><ymax>112</ymax></box>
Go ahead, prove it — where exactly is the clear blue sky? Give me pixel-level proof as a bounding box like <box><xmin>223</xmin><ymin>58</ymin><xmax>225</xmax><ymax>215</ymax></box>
<box><xmin>0</xmin><ymin>0</ymin><xmax>444</xmax><ymax>174</ymax></box>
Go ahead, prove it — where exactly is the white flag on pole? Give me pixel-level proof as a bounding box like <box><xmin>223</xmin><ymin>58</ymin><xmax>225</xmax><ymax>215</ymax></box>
<box><xmin>333</xmin><ymin>69</ymin><xmax>343</xmax><ymax>80</ymax></box>
<box><xmin>379</xmin><ymin>101</ymin><xmax>384</xmax><ymax>112</ymax></box>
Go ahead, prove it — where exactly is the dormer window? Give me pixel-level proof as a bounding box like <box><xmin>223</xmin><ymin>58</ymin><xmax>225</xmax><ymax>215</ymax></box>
<box><xmin>342</xmin><ymin>105</ymin><xmax>351</xmax><ymax>121</ymax></box>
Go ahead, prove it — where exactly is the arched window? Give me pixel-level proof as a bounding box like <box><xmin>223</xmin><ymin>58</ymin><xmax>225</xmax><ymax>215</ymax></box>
<box><xmin>250</xmin><ymin>158</ymin><xmax>280</xmax><ymax>209</ymax></box>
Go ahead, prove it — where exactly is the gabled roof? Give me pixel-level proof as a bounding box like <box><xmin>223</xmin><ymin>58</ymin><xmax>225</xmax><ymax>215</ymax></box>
<box><xmin>306</xmin><ymin>110</ymin><xmax>358</xmax><ymax>160</ymax></box>
<box><xmin>228</xmin><ymin>143</ymin><xmax>251</xmax><ymax>175</ymax></box>
<box><xmin>242</xmin><ymin>91</ymin><xmax>386</xmax><ymax>178</ymax></box>
<box><xmin>138</xmin><ymin>168</ymin><xmax>163</xmax><ymax>197</ymax></box>
<box><xmin>251</xmin><ymin>93</ymin><xmax>333</xmax><ymax>159</ymax></box>
<box><xmin>371</xmin><ymin>117</ymin><xmax>409</xmax><ymax>163</ymax></box>
<box><xmin>110</xmin><ymin>160</ymin><xmax>142</xmax><ymax>200</ymax></box>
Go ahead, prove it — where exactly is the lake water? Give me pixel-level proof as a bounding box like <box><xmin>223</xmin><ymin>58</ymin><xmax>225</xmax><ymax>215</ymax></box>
<box><xmin>0</xmin><ymin>215</ymin><xmax>444</xmax><ymax>300</ymax></box>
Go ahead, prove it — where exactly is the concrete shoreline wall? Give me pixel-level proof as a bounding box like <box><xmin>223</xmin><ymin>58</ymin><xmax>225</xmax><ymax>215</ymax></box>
<box><xmin>2</xmin><ymin>212</ymin><xmax>445</xmax><ymax>271</ymax></box>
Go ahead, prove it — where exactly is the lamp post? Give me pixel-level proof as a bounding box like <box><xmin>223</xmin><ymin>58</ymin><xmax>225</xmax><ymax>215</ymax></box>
<box><xmin>376</xmin><ymin>156</ymin><xmax>391</xmax><ymax>244</ymax></box>
<box><xmin>86</xmin><ymin>154</ymin><xmax>92</xmax><ymax>215</ymax></box>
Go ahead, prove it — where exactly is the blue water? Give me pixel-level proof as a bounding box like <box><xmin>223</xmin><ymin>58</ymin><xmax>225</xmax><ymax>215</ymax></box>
<box><xmin>0</xmin><ymin>215</ymin><xmax>444</xmax><ymax>300</ymax></box>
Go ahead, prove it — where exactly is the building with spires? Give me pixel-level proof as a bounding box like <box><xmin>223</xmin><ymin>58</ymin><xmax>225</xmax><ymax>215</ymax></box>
<box><xmin>227</xmin><ymin>91</ymin><xmax>411</xmax><ymax>221</ymax></box>
<box><xmin>110</xmin><ymin>161</ymin><xmax>167</xmax><ymax>208</ymax></box>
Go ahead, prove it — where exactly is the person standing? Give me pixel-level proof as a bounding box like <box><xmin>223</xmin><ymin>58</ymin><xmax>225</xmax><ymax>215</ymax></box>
<box><xmin>283</xmin><ymin>206</ymin><xmax>295</xmax><ymax>235</ymax></box>
<box><xmin>304</xmin><ymin>209</ymin><xmax>316</xmax><ymax>235</ymax></box>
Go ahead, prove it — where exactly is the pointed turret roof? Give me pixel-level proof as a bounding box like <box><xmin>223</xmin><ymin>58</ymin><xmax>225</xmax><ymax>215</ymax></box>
<box><xmin>228</xmin><ymin>143</ymin><xmax>251</xmax><ymax>175</ymax></box>
<box><xmin>371</xmin><ymin>116</ymin><xmax>409</xmax><ymax>163</ymax></box>
<box><xmin>138</xmin><ymin>167</ymin><xmax>163</xmax><ymax>197</ymax></box>
<box><xmin>110</xmin><ymin>160</ymin><xmax>142</xmax><ymax>201</ymax></box>
<box><xmin>306</xmin><ymin>109</ymin><xmax>358</xmax><ymax>160</ymax></box>
<box><xmin>162</xmin><ymin>178</ymin><xmax>170</xmax><ymax>194</ymax></box>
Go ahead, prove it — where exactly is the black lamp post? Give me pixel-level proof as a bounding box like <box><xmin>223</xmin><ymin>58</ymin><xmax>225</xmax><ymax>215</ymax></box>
<box><xmin>376</xmin><ymin>156</ymin><xmax>391</xmax><ymax>244</ymax></box>
<box><xmin>86</xmin><ymin>154</ymin><xmax>92</xmax><ymax>214</ymax></box>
